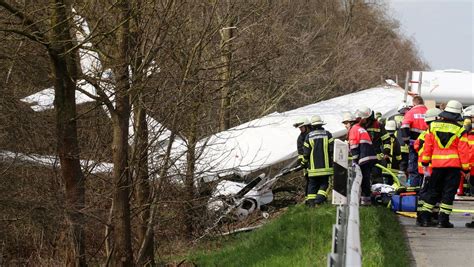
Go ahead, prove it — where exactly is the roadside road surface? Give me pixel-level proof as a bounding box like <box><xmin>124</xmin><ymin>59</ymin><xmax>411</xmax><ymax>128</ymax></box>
<box><xmin>399</xmin><ymin>201</ymin><xmax>474</xmax><ymax>267</ymax></box>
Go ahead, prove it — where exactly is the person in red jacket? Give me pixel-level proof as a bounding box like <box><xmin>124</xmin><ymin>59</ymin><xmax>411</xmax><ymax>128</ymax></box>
<box><xmin>419</xmin><ymin>100</ymin><xmax>470</xmax><ymax>228</ymax></box>
<box><xmin>401</xmin><ymin>96</ymin><xmax>428</xmax><ymax>187</ymax></box>
<box><xmin>462</xmin><ymin>108</ymin><xmax>474</xmax><ymax>228</ymax></box>
<box><xmin>350</xmin><ymin>106</ymin><xmax>378</xmax><ymax>205</ymax></box>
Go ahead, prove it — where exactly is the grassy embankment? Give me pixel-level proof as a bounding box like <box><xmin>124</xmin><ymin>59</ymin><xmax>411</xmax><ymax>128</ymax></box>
<box><xmin>189</xmin><ymin>204</ymin><xmax>410</xmax><ymax>267</ymax></box>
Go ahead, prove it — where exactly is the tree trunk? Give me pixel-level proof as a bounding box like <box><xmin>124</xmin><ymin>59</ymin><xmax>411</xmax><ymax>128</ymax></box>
<box><xmin>132</xmin><ymin>105</ymin><xmax>154</xmax><ymax>266</ymax></box>
<box><xmin>111</xmin><ymin>0</ymin><xmax>134</xmax><ymax>265</ymax></box>
<box><xmin>219</xmin><ymin>15</ymin><xmax>234</xmax><ymax>131</ymax></box>
<box><xmin>184</xmin><ymin>119</ymin><xmax>197</xmax><ymax>239</ymax></box>
<box><xmin>50</xmin><ymin>1</ymin><xmax>87</xmax><ymax>266</ymax></box>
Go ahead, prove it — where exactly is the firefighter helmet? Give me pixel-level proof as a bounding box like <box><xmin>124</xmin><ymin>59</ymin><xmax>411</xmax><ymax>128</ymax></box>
<box><xmin>385</xmin><ymin>120</ymin><xmax>397</xmax><ymax>131</ymax></box>
<box><xmin>341</xmin><ymin>112</ymin><xmax>356</xmax><ymax>123</ymax></box>
<box><xmin>444</xmin><ymin>100</ymin><xmax>463</xmax><ymax>114</ymax></box>
<box><xmin>463</xmin><ymin>105</ymin><xmax>474</xmax><ymax>117</ymax></box>
<box><xmin>310</xmin><ymin>115</ymin><xmax>326</xmax><ymax>126</ymax></box>
<box><xmin>355</xmin><ymin>106</ymin><xmax>371</xmax><ymax>119</ymax></box>
<box><xmin>424</xmin><ymin>108</ymin><xmax>442</xmax><ymax>122</ymax></box>
<box><xmin>293</xmin><ymin>117</ymin><xmax>310</xmax><ymax>128</ymax></box>
<box><xmin>397</xmin><ymin>102</ymin><xmax>410</xmax><ymax>113</ymax></box>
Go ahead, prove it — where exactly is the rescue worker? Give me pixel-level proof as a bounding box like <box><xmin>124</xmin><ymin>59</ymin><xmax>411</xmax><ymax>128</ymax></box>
<box><xmin>401</xmin><ymin>96</ymin><xmax>428</xmax><ymax>187</ymax></box>
<box><xmin>462</xmin><ymin>105</ymin><xmax>474</xmax><ymax>198</ymax></box>
<box><xmin>463</xmin><ymin>107</ymin><xmax>474</xmax><ymax>228</ymax></box>
<box><xmin>419</xmin><ymin>100</ymin><xmax>470</xmax><ymax>228</ymax></box>
<box><xmin>414</xmin><ymin>108</ymin><xmax>442</xmax><ymax>177</ymax></box>
<box><xmin>293</xmin><ymin>117</ymin><xmax>312</xmax><ymax>198</ymax></box>
<box><xmin>364</xmin><ymin>108</ymin><xmax>390</xmax><ymax>184</ymax></box>
<box><xmin>375</xmin><ymin>111</ymin><xmax>384</xmax><ymax>126</ymax></box>
<box><xmin>303</xmin><ymin>115</ymin><xmax>334</xmax><ymax>206</ymax></box>
<box><xmin>342</xmin><ymin>112</ymin><xmax>357</xmax><ymax>132</ymax></box>
<box><xmin>390</xmin><ymin>102</ymin><xmax>411</xmax><ymax>128</ymax></box>
<box><xmin>382</xmin><ymin>120</ymin><xmax>402</xmax><ymax>185</ymax></box>
<box><xmin>414</xmin><ymin>108</ymin><xmax>442</xmax><ymax>226</ymax></box>
<box><xmin>350</xmin><ymin>106</ymin><xmax>378</xmax><ymax>205</ymax></box>
<box><xmin>389</xmin><ymin>103</ymin><xmax>411</xmax><ymax>173</ymax></box>
<box><xmin>342</xmin><ymin>111</ymin><xmax>358</xmax><ymax>166</ymax></box>
<box><xmin>462</xmin><ymin>105</ymin><xmax>474</xmax><ymax>132</ymax></box>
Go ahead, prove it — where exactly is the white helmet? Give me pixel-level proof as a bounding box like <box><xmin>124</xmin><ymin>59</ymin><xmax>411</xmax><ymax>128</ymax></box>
<box><xmin>310</xmin><ymin>115</ymin><xmax>326</xmax><ymax>126</ymax></box>
<box><xmin>463</xmin><ymin>105</ymin><xmax>474</xmax><ymax>117</ymax></box>
<box><xmin>397</xmin><ymin>102</ymin><xmax>410</xmax><ymax>113</ymax></box>
<box><xmin>444</xmin><ymin>100</ymin><xmax>463</xmax><ymax>114</ymax></box>
<box><xmin>385</xmin><ymin>120</ymin><xmax>397</xmax><ymax>131</ymax></box>
<box><xmin>293</xmin><ymin>117</ymin><xmax>310</xmax><ymax>128</ymax></box>
<box><xmin>355</xmin><ymin>106</ymin><xmax>372</xmax><ymax>119</ymax></box>
<box><xmin>341</xmin><ymin>112</ymin><xmax>356</xmax><ymax>123</ymax></box>
<box><xmin>425</xmin><ymin>108</ymin><xmax>442</xmax><ymax>122</ymax></box>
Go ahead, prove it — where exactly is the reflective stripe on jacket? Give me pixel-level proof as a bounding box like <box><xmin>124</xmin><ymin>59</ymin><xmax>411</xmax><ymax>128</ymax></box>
<box><xmin>303</xmin><ymin>128</ymin><xmax>334</xmax><ymax>177</ymax></box>
<box><xmin>349</xmin><ymin>124</ymin><xmax>377</xmax><ymax>165</ymax></box>
<box><xmin>297</xmin><ymin>131</ymin><xmax>309</xmax><ymax>166</ymax></box>
<box><xmin>383</xmin><ymin>135</ymin><xmax>402</xmax><ymax>174</ymax></box>
<box><xmin>401</xmin><ymin>105</ymin><xmax>428</xmax><ymax>141</ymax></box>
<box><xmin>421</xmin><ymin>120</ymin><xmax>470</xmax><ymax>170</ymax></box>
<box><xmin>414</xmin><ymin>130</ymin><xmax>431</xmax><ymax>175</ymax></box>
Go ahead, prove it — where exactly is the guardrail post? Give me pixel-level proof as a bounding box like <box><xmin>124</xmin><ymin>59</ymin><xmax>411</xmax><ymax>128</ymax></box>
<box><xmin>328</xmin><ymin>140</ymin><xmax>362</xmax><ymax>267</ymax></box>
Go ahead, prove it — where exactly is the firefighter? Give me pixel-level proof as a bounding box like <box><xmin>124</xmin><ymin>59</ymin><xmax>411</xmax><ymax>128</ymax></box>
<box><xmin>375</xmin><ymin>111</ymin><xmax>384</xmax><ymax>126</ymax></box>
<box><xmin>414</xmin><ymin>108</ymin><xmax>442</xmax><ymax>226</ymax></box>
<box><xmin>382</xmin><ymin>120</ymin><xmax>402</xmax><ymax>185</ymax></box>
<box><xmin>350</xmin><ymin>106</ymin><xmax>378</xmax><ymax>205</ymax></box>
<box><xmin>463</xmin><ymin>105</ymin><xmax>474</xmax><ymax>132</ymax></box>
<box><xmin>303</xmin><ymin>115</ymin><xmax>334</xmax><ymax>206</ymax></box>
<box><xmin>389</xmin><ymin>102</ymin><xmax>411</xmax><ymax>173</ymax></box>
<box><xmin>342</xmin><ymin>112</ymin><xmax>357</xmax><ymax>132</ymax></box>
<box><xmin>419</xmin><ymin>100</ymin><xmax>470</xmax><ymax>228</ymax></box>
<box><xmin>390</xmin><ymin>102</ymin><xmax>411</xmax><ymax>128</ymax></box>
<box><xmin>414</xmin><ymin>108</ymin><xmax>442</xmax><ymax>177</ymax></box>
<box><xmin>293</xmin><ymin>117</ymin><xmax>312</xmax><ymax>198</ymax></box>
<box><xmin>401</xmin><ymin>96</ymin><xmax>428</xmax><ymax>187</ymax></box>
<box><xmin>463</xmin><ymin>107</ymin><xmax>474</xmax><ymax>228</ymax></box>
<box><xmin>364</xmin><ymin>108</ymin><xmax>390</xmax><ymax>184</ymax></box>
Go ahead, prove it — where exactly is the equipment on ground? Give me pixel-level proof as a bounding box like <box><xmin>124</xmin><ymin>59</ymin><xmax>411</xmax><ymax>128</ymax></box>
<box><xmin>208</xmin><ymin>164</ymin><xmax>303</xmax><ymax>221</ymax></box>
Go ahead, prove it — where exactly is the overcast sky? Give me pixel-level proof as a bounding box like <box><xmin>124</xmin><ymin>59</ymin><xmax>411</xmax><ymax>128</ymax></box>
<box><xmin>388</xmin><ymin>0</ymin><xmax>474</xmax><ymax>72</ymax></box>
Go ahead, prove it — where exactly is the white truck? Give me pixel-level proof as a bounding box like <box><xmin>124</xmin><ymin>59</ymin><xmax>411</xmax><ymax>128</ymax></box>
<box><xmin>409</xmin><ymin>69</ymin><xmax>474</xmax><ymax>107</ymax></box>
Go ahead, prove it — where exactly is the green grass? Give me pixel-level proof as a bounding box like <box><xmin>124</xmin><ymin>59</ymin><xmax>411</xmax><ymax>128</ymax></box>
<box><xmin>189</xmin><ymin>205</ymin><xmax>410</xmax><ymax>267</ymax></box>
<box><xmin>360</xmin><ymin>207</ymin><xmax>411</xmax><ymax>267</ymax></box>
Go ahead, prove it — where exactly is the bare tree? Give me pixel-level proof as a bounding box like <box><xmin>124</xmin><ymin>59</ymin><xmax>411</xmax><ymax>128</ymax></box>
<box><xmin>0</xmin><ymin>0</ymin><xmax>87</xmax><ymax>265</ymax></box>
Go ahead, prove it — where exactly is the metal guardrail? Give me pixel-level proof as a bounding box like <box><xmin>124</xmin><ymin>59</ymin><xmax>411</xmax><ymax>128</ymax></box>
<box><xmin>328</xmin><ymin>164</ymin><xmax>363</xmax><ymax>267</ymax></box>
